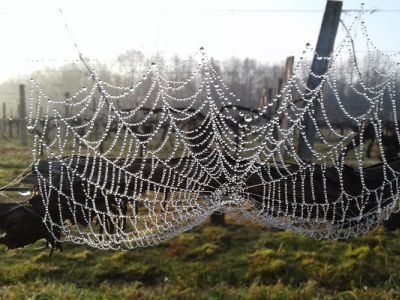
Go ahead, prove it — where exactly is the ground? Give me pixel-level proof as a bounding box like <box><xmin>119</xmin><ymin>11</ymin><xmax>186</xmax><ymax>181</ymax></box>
<box><xmin>0</xmin><ymin>140</ymin><xmax>400</xmax><ymax>300</ymax></box>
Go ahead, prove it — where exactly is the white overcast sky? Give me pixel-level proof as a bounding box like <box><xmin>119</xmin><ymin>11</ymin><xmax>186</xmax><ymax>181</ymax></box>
<box><xmin>0</xmin><ymin>0</ymin><xmax>399</xmax><ymax>82</ymax></box>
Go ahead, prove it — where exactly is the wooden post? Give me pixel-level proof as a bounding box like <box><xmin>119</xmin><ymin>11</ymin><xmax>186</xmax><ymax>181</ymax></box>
<box><xmin>277</xmin><ymin>56</ymin><xmax>295</xmax><ymax>162</ymax></box>
<box><xmin>258</xmin><ymin>88</ymin><xmax>268</xmax><ymax>108</ymax></box>
<box><xmin>19</xmin><ymin>84</ymin><xmax>28</xmax><ymax>146</ymax></box>
<box><xmin>273</xmin><ymin>77</ymin><xmax>284</xmax><ymax>162</ymax></box>
<box><xmin>8</xmin><ymin>118</ymin><xmax>13</xmax><ymax>138</ymax></box>
<box><xmin>9</xmin><ymin>108</ymin><xmax>13</xmax><ymax>138</ymax></box>
<box><xmin>297</xmin><ymin>0</ymin><xmax>342</xmax><ymax>161</ymax></box>
<box><xmin>92</xmin><ymin>97</ymin><xmax>99</xmax><ymax>142</ymax></box>
<box><xmin>2</xmin><ymin>103</ymin><xmax>6</xmax><ymax>131</ymax></box>
<box><xmin>276</xmin><ymin>78</ymin><xmax>283</xmax><ymax>111</ymax></box>
<box><xmin>267</xmin><ymin>88</ymin><xmax>273</xmax><ymax>102</ymax></box>
<box><xmin>16</xmin><ymin>105</ymin><xmax>20</xmax><ymax>134</ymax></box>
<box><xmin>65</xmin><ymin>92</ymin><xmax>70</xmax><ymax>117</ymax></box>
<box><xmin>210</xmin><ymin>212</ymin><xmax>225</xmax><ymax>226</ymax></box>
<box><xmin>266</xmin><ymin>88</ymin><xmax>273</xmax><ymax>118</ymax></box>
<box><xmin>271</xmin><ymin>78</ymin><xmax>283</xmax><ymax>142</ymax></box>
<box><xmin>284</xmin><ymin>57</ymin><xmax>295</xmax><ymax>89</ymax></box>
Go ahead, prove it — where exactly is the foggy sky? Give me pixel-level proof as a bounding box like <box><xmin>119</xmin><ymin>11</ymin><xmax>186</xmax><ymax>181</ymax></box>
<box><xmin>0</xmin><ymin>0</ymin><xmax>399</xmax><ymax>82</ymax></box>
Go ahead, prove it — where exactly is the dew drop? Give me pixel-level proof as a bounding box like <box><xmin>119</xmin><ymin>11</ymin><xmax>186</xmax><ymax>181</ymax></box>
<box><xmin>18</xmin><ymin>191</ymin><xmax>31</xmax><ymax>196</ymax></box>
<box><xmin>244</xmin><ymin>115</ymin><xmax>253</xmax><ymax>123</ymax></box>
<box><xmin>306</xmin><ymin>42</ymin><xmax>311</xmax><ymax>49</ymax></box>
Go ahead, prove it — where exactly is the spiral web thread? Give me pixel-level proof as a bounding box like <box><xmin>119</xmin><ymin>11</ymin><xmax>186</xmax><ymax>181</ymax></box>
<box><xmin>27</xmin><ymin>15</ymin><xmax>400</xmax><ymax>249</ymax></box>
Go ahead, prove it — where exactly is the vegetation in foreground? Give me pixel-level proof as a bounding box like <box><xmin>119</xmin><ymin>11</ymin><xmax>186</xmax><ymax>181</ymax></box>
<box><xmin>0</xmin><ymin>141</ymin><xmax>400</xmax><ymax>299</ymax></box>
<box><xmin>1</xmin><ymin>223</ymin><xmax>400</xmax><ymax>299</ymax></box>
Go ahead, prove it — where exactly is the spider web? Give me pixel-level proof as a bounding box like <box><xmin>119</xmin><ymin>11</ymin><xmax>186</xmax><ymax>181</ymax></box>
<box><xmin>26</xmin><ymin>15</ymin><xmax>400</xmax><ymax>249</ymax></box>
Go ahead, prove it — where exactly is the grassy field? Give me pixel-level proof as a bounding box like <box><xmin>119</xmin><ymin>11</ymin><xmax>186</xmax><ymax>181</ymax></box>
<box><xmin>1</xmin><ymin>140</ymin><xmax>400</xmax><ymax>299</ymax></box>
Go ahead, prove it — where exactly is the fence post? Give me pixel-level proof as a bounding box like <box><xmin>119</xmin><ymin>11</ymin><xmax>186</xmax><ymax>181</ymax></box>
<box><xmin>9</xmin><ymin>119</ymin><xmax>13</xmax><ymax>138</ymax></box>
<box><xmin>2</xmin><ymin>103</ymin><xmax>6</xmax><ymax>131</ymax></box>
<box><xmin>9</xmin><ymin>108</ymin><xmax>13</xmax><ymax>138</ymax></box>
<box><xmin>19</xmin><ymin>84</ymin><xmax>28</xmax><ymax>146</ymax></box>
<box><xmin>92</xmin><ymin>97</ymin><xmax>100</xmax><ymax>143</ymax></box>
<box><xmin>266</xmin><ymin>88</ymin><xmax>273</xmax><ymax>118</ymax></box>
<box><xmin>273</xmin><ymin>77</ymin><xmax>283</xmax><ymax>162</ymax></box>
<box><xmin>65</xmin><ymin>92</ymin><xmax>70</xmax><ymax>117</ymax></box>
<box><xmin>277</xmin><ymin>56</ymin><xmax>295</xmax><ymax>162</ymax></box>
<box><xmin>297</xmin><ymin>0</ymin><xmax>342</xmax><ymax>161</ymax></box>
<box><xmin>16</xmin><ymin>105</ymin><xmax>20</xmax><ymax>134</ymax></box>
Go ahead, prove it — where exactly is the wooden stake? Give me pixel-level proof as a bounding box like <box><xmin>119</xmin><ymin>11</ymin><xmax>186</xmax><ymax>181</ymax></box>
<box><xmin>19</xmin><ymin>84</ymin><xmax>28</xmax><ymax>146</ymax></box>
<box><xmin>65</xmin><ymin>92</ymin><xmax>70</xmax><ymax>117</ymax></box>
<box><xmin>2</xmin><ymin>103</ymin><xmax>6</xmax><ymax>131</ymax></box>
<box><xmin>279</xmin><ymin>56</ymin><xmax>295</xmax><ymax>162</ymax></box>
<box><xmin>297</xmin><ymin>0</ymin><xmax>342</xmax><ymax>161</ymax></box>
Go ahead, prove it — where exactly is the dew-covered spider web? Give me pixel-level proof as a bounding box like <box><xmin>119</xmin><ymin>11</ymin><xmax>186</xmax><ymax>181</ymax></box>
<box><xmin>26</xmin><ymin>14</ymin><xmax>400</xmax><ymax>249</ymax></box>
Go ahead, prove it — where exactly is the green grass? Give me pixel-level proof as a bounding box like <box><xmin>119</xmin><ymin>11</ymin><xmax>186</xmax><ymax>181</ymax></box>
<box><xmin>1</xmin><ymin>140</ymin><xmax>400</xmax><ymax>299</ymax></box>
<box><xmin>1</xmin><ymin>225</ymin><xmax>400</xmax><ymax>299</ymax></box>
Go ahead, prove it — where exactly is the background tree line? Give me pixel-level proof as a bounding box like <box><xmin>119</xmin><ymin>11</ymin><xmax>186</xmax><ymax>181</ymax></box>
<box><xmin>0</xmin><ymin>49</ymin><xmax>398</xmax><ymax>127</ymax></box>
